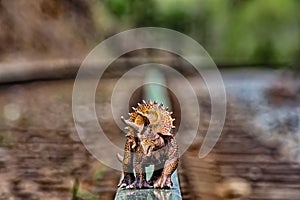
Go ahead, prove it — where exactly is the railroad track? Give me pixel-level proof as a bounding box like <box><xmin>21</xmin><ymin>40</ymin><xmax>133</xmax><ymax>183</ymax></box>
<box><xmin>0</xmin><ymin>73</ymin><xmax>299</xmax><ymax>199</ymax></box>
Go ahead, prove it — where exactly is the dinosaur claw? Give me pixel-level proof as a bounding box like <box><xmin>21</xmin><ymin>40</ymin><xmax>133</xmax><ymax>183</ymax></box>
<box><xmin>126</xmin><ymin>184</ymin><xmax>135</xmax><ymax>189</ymax></box>
<box><xmin>118</xmin><ymin>175</ymin><xmax>135</xmax><ymax>188</ymax></box>
<box><xmin>128</xmin><ymin>179</ymin><xmax>151</xmax><ymax>189</ymax></box>
<box><xmin>153</xmin><ymin>176</ymin><xmax>172</xmax><ymax>189</ymax></box>
<box><xmin>118</xmin><ymin>183</ymin><xmax>127</xmax><ymax>188</ymax></box>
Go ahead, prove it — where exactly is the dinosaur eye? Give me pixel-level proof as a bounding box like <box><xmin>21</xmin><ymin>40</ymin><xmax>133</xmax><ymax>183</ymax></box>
<box><xmin>143</xmin><ymin>117</ymin><xmax>150</xmax><ymax>126</ymax></box>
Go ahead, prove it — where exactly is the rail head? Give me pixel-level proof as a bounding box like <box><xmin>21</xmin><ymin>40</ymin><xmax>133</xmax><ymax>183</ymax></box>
<box><xmin>115</xmin><ymin>169</ymin><xmax>181</xmax><ymax>200</ymax></box>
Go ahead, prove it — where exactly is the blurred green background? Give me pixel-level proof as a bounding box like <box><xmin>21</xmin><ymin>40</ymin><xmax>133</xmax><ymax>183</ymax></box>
<box><xmin>102</xmin><ymin>0</ymin><xmax>300</xmax><ymax>66</ymax></box>
<box><xmin>0</xmin><ymin>0</ymin><xmax>299</xmax><ymax>68</ymax></box>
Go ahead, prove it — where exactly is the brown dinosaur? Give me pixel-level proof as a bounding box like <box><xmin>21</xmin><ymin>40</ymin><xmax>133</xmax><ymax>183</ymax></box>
<box><xmin>118</xmin><ymin>100</ymin><xmax>179</xmax><ymax>189</ymax></box>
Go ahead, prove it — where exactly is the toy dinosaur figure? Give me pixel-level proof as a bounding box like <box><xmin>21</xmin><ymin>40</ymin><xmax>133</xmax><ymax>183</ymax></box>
<box><xmin>118</xmin><ymin>100</ymin><xmax>179</xmax><ymax>189</ymax></box>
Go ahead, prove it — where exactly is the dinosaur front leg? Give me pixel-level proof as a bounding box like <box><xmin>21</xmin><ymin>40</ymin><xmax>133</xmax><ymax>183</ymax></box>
<box><xmin>154</xmin><ymin>157</ymin><xmax>178</xmax><ymax>188</ymax></box>
<box><xmin>131</xmin><ymin>163</ymin><xmax>151</xmax><ymax>189</ymax></box>
<box><xmin>154</xmin><ymin>138</ymin><xmax>179</xmax><ymax>189</ymax></box>
<box><xmin>128</xmin><ymin>150</ymin><xmax>150</xmax><ymax>189</ymax></box>
<box><xmin>118</xmin><ymin>137</ymin><xmax>135</xmax><ymax>188</ymax></box>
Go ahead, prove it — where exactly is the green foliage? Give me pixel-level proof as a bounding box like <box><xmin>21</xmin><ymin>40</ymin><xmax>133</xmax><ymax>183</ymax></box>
<box><xmin>71</xmin><ymin>178</ymin><xmax>80</xmax><ymax>200</ymax></box>
<box><xmin>223</xmin><ymin>0</ymin><xmax>300</xmax><ymax>64</ymax></box>
<box><xmin>71</xmin><ymin>178</ymin><xmax>98</xmax><ymax>200</ymax></box>
<box><xmin>93</xmin><ymin>165</ymin><xmax>105</xmax><ymax>182</ymax></box>
<box><xmin>101</xmin><ymin>0</ymin><xmax>300</xmax><ymax>66</ymax></box>
<box><xmin>104</xmin><ymin>0</ymin><xmax>131</xmax><ymax>19</ymax></box>
<box><xmin>76</xmin><ymin>190</ymin><xmax>98</xmax><ymax>200</ymax></box>
<box><xmin>0</xmin><ymin>131</ymin><xmax>12</xmax><ymax>148</ymax></box>
<box><xmin>0</xmin><ymin>134</ymin><xmax>3</xmax><ymax>146</ymax></box>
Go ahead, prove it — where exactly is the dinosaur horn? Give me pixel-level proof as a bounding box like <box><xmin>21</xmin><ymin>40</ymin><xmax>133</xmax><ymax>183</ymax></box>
<box><xmin>121</xmin><ymin>116</ymin><xmax>144</xmax><ymax>133</ymax></box>
<box><xmin>137</xmin><ymin>110</ymin><xmax>147</xmax><ymax>117</ymax></box>
<box><xmin>120</xmin><ymin>116</ymin><xmax>140</xmax><ymax>131</ymax></box>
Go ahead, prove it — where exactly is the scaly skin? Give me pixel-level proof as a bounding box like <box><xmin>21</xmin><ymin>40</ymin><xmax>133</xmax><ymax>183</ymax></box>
<box><xmin>118</xmin><ymin>130</ymin><xmax>137</xmax><ymax>188</ymax></box>
<box><xmin>131</xmin><ymin>127</ymin><xmax>179</xmax><ymax>189</ymax></box>
<box><xmin>118</xmin><ymin>100</ymin><xmax>179</xmax><ymax>189</ymax></box>
<box><xmin>152</xmin><ymin>137</ymin><xmax>179</xmax><ymax>188</ymax></box>
<box><xmin>127</xmin><ymin>145</ymin><xmax>151</xmax><ymax>189</ymax></box>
